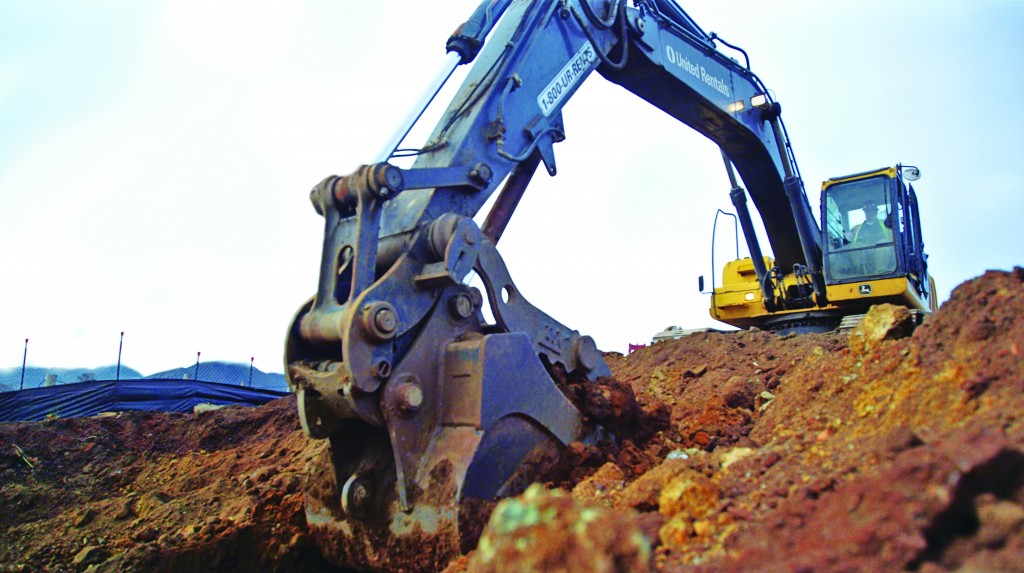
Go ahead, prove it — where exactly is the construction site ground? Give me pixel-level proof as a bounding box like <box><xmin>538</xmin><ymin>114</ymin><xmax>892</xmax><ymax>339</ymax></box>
<box><xmin>2</xmin><ymin>268</ymin><xmax>1022</xmax><ymax>572</ymax></box>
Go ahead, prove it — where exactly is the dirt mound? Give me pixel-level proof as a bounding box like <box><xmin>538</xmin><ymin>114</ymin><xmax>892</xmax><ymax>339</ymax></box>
<box><xmin>2</xmin><ymin>269</ymin><xmax>1022</xmax><ymax>572</ymax></box>
<box><xmin>0</xmin><ymin>397</ymin><xmax>337</xmax><ymax>572</ymax></box>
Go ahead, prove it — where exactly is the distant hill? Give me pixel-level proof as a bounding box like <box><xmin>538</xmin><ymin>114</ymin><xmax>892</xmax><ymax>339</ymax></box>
<box><xmin>0</xmin><ymin>365</ymin><xmax>144</xmax><ymax>392</ymax></box>
<box><xmin>0</xmin><ymin>362</ymin><xmax>288</xmax><ymax>393</ymax></box>
<box><xmin>145</xmin><ymin>361</ymin><xmax>287</xmax><ymax>392</ymax></box>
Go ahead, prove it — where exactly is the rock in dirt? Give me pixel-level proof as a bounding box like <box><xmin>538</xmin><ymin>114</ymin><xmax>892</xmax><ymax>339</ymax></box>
<box><xmin>849</xmin><ymin>302</ymin><xmax>917</xmax><ymax>354</ymax></box>
<box><xmin>72</xmin><ymin>545</ymin><xmax>108</xmax><ymax>569</ymax></box>
<box><xmin>464</xmin><ymin>484</ymin><xmax>652</xmax><ymax>573</ymax></box>
<box><xmin>73</xmin><ymin>507</ymin><xmax>97</xmax><ymax>527</ymax></box>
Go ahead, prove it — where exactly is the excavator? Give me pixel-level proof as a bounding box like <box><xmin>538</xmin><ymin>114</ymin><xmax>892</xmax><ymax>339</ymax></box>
<box><xmin>706</xmin><ymin>164</ymin><xmax>937</xmax><ymax>332</ymax></box>
<box><xmin>284</xmin><ymin>0</ymin><xmax>936</xmax><ymax>569</ymax></box>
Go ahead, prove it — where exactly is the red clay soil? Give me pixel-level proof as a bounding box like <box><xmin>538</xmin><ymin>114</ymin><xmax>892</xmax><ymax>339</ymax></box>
<box><xmin>2</xmin><ymin>268</ymin><xmax>1022</xmax><ymax>572</ymax></box>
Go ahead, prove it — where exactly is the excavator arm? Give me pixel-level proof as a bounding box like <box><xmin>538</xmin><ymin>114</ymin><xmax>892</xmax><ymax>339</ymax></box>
<box><xmin>285</xmin><ymin>1</ymin><xmax>821</xmax><ymax>569</ymax></box>
<box><xmin>601</xmin><ymin>0</ymin><xmax>819</xmax><ymax>270</ymax></box>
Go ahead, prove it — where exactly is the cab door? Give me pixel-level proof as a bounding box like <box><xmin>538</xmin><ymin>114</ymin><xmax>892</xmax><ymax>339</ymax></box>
<box><xmin>821</xmin><ymin>171</ymin><xmax>901</xmax><ymax>284</ymax></box>
<box><xmin>898</xmin><ymin>174</ymin><xmax>931</xmax><ymax>300</ymax></box>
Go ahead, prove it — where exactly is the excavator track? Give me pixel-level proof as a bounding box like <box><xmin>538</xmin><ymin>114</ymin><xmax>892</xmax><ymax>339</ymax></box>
<box><xmin>759</xmin><ymin>310</ymin><xmax>845</xmax><ymax>335</ymax></box>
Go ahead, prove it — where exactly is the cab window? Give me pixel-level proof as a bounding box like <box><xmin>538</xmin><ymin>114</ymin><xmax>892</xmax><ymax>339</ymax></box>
<box><xmin>823</xmin><ymin>176</ymin><xmax>897</xmax><ymax>281</ymax></box>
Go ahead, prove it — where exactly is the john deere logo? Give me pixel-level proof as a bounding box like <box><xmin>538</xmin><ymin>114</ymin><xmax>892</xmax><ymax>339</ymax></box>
<box><xmin>859</xmin><ymin>284</ymin><xmax>872</xmax><ymax>295</ymax></box>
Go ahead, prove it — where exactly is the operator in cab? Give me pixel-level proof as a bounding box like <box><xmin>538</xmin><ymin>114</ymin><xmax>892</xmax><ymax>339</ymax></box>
<box><xmin>846</xmin><ymin>199</ymin><xmax>896</xmax><ymax>276</ymax></box>
<box><xmin>829</xmin><ymin>198</ymin><xmax>897</xmax><ymax>280</ymax></box>
<box><xmin>851</xmin><ymin>200</ymin><xmax>891</xmax><ymax>246</ymax></box>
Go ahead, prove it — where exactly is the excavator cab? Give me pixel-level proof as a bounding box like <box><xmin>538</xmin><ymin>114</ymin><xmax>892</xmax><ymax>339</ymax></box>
<box><xmin>819</xmin><ymin>165</ymin><xmax>935</xmax><ymax>312</ymax></box>
<box><xmin>821</xmin><ymin>167</ymin><xmax>929</xmax><ymax>289</ymax></box>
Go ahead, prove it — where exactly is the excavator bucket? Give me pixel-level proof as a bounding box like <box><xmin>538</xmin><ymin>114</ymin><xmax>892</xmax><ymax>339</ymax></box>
<box><xmin>286</xmin><ymin>170</ymin><xmax>609</xmax><ymax>571</ymax></box>
<box><xmin>291</xmin><ymin>332</ymin><xmax>590</xmax><ymax>570</ymax></box>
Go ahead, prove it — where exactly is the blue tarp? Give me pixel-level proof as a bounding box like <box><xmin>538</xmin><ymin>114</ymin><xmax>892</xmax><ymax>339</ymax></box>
<box><xmin>0</xmin><ymin>379</ymin><xmax>289</xmax><ymax>422</ymax></box>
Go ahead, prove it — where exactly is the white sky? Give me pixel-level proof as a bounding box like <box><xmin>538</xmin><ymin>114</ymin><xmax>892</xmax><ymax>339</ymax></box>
<box><xmin>1</xmin><ymin>1</ymin><xmax>1022</xmax><ymax>375</ymax></box>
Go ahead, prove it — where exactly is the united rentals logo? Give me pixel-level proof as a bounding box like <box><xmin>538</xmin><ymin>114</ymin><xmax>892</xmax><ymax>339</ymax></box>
<box><xmin>664</xmin><ymin>44</ymin><xmax>731</xmax><ymax>98</ymax></box>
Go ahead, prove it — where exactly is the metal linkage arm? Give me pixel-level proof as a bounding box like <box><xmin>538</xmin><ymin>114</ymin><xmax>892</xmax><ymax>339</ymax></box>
<box><xmin>475</xmin><ymin>237</ymin><xmax>609</xmax><ymax>380</ymax></box>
